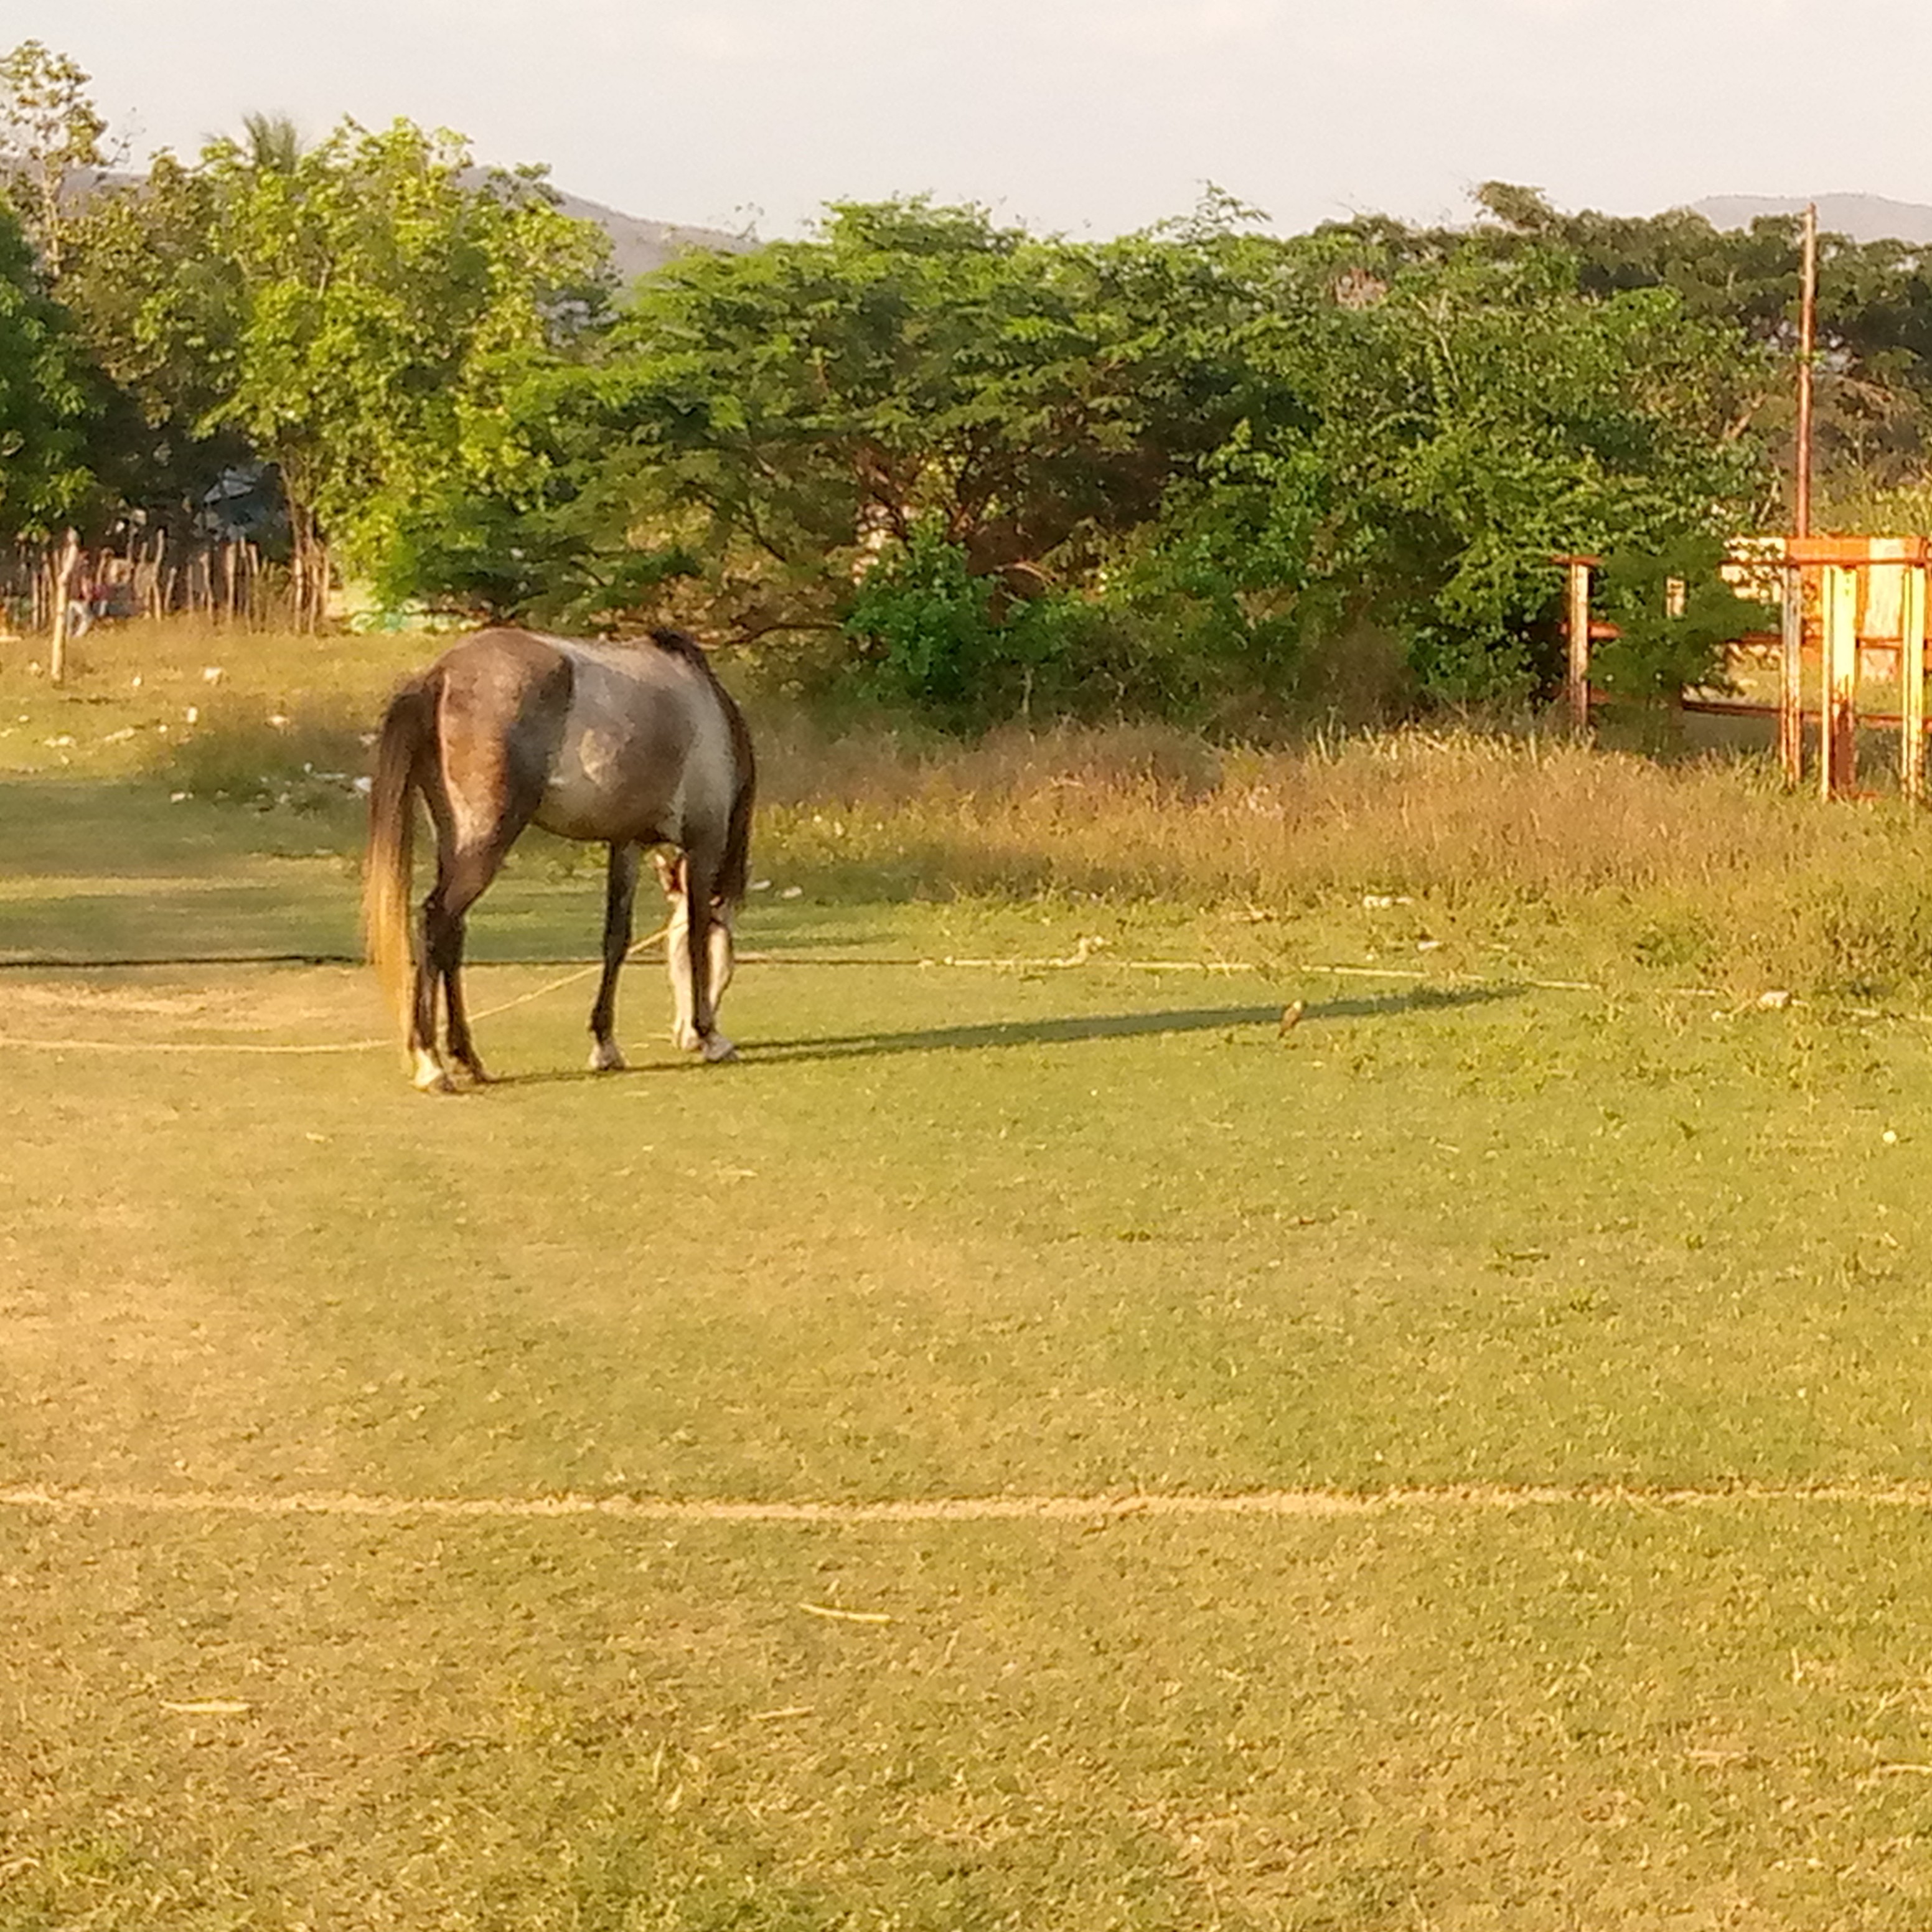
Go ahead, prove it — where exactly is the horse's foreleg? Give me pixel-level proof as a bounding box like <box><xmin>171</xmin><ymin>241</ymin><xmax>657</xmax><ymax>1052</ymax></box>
<box><xmin>677</xmin><ymin>850</ymin><xmax>736</xmax><ymax>1062</ymax></box>
<box><xmin>589</xmin><ymin>842</ymin><xmax>639</xmax><ymax>1072</ymax></box>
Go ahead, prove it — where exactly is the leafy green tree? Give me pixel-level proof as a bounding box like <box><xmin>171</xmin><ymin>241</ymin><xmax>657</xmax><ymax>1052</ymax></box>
<box><xmin>574</xmin><ymin>198</ymin><xmax>1277</xmax><ymax>635</ymax></box>
<box><xmin>1109</xmin><ymin>244</ymin><xmax>1762</xmax><ymax>709</ymax></box>
<box><xmin>58</xmin><ymin>152</ymin><xmax>248</xmax><ymax>538</ymax></box>
<box><xmin>1327</xmin><ymin>182</ymin><xmax>1932</xmax><ymax>515</ymax></box>
<box><xmin>0</xmin><ymin>39</ymin><xmax>110</xmax><ymax>275</ymax></box>
<box><xmin>1591</xmin><ymin>537</ymin><xmax>1778</xmax><ymax>705</ymax></box>
<box><xmin>0</xmin><ymin>196</ymin><xmax>102</xmax><ymax>536</ymax></box>
<box><xmin>202</xmin><ymin>119</ymin><xmax>609</xmax><ymax>612</ymax></box>
<box><xmin>65</xmin><ymin>116</ymin><xmax>610</xmax><ymax>614</ymax></box>
<box><xmin>390</xmin><ymin>197</ymin><xmax>1770</xmax><ymax>720</ymax></box>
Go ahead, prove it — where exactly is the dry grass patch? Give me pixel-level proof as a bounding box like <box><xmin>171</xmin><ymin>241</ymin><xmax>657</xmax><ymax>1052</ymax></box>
<box><xmin>754</xmin><ymin>718</ymin><xmax>1932</xmax><ymax>1000</ymax></box>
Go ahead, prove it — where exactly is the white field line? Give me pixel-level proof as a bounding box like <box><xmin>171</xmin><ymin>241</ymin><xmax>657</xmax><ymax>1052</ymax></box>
<box><xmin>7</xmin><ymin>1481</ymin><xmax>1932</xmax><ymax>1527</ymax></box>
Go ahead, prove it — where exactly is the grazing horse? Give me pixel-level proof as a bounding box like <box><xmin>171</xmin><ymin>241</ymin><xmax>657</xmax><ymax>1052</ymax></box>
<box><xmin>362</xmin><ymin>626</ymin><xmax>755</xmax><ymax>1090</ymax></box>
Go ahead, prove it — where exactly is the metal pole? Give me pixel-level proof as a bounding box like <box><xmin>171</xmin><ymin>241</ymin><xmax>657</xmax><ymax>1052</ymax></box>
<box><xmin>1796</xmin><ymin>203</ymin><xmax>1817</xmax><ymax>538</ymax></box>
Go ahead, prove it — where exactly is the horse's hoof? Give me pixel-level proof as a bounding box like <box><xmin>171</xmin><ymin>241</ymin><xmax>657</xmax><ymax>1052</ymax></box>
<box><xmin>672</xmin><ymin>1025</ymin><xmax>703</xmax><ymax>1053</ymax></box>
<box><xmin>701</xmin><ymin>1033</ymin><xmax>738</xmax><ymax>1064</ymax></box>
<box><xmin>589</xmin><ymin>1040</ymin><xmax>626</xmax><ymax>1073</ymax></box>
<box><xmin>412</xmin><ymin>1050</ymin><xmax>454</xmax><ymax>1094</ymax></box>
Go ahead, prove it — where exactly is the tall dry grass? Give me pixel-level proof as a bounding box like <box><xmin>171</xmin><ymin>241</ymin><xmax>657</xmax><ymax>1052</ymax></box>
<box><xmin>753</xmin><ymin>716</ymin><xmax>1932</xmax><ymax>998</ymax></box>
<box><xmin>41</xmin><ymin>619</ymin><xmax>1932</xmax><ymax>998</ymax></box>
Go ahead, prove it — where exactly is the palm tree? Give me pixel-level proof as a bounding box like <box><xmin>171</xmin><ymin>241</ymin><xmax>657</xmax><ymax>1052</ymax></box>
<box><xmin>238</xmin><ymin>111</ymin><xmax>302</xmax><ymax>174</ymax></box>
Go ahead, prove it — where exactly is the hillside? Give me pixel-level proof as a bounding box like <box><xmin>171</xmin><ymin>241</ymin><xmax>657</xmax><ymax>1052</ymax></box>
<box><xmin>61</xmin><ymin>166</ymin><xmax>756</xmax><ymax>284</ymax></box>
<box><xmin>543</xmin><ymin>184</ymin><xmax>756</xmax><ymax>283</ymax></box>
<box><xmin>1692</xmin><ymin>192</ymin><xmax>1932</xmax><ymax>244</ymax></box>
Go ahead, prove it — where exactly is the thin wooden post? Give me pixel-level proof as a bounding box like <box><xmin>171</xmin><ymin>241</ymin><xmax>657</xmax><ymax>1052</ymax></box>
<box><xmin>1819</xmin><ymin>563</ymin><xmax>1860</xmax><ymax>799</ymax></box>
<box><xmin>1565</xmin><ymin>556</ymin><xmax>1593</xmax><ymax>731</ymax></box>
<box><xmin>1904</xmin><ymin>563</ymin><xmax>1928</xmax><ymax>803</ymax></box>
<box><xmin>1779</xmin><ymin>556</ymin><xmax>1805</xmax><ymax>784</ymax></box>
<box><xmin>49</xmin><ymin>530</ymin><xmax>80</xmax><ymax>686</ymax></box>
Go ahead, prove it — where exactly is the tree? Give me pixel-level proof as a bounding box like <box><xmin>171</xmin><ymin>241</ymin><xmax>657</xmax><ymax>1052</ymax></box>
<box><xmin>0</xmin><ymin>197</ymin><xmax>102</xmax><ymax>537</ymax></box>
<box><xmin>58</xmin><ymin>151</ymin><xmax>248</xmax><ymax>541</ymax></box>
<box><xmin>0</xmin><ymin>40</ymin><xmax>111</xmax><ymax>275</ymax></box>
<box><xmin>1591</xmin><ymin>536</ymin><xmax>1778</xmax><ymax>706</ymax></box>
<box><xmin>65</xmin><ymin>116</ymin><xmax>611</xmax><ymax>621</ymax></box>
<box><xmin>236</xmin><ymin>111</ymin><xmax>302</xmax><ymax>176</ymax></box>
<box><xmin>584</xmin><ymin>199</ymin><xmax>1268</xmax><ymax>627</ymax></box>
<box><xmin>386</xmin><ymin>197</ymin><xmax>1771</xmax><ymax>721</ymax></box>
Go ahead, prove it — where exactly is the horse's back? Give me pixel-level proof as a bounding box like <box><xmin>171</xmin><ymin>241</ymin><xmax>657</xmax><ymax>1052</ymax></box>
<box><xmin>527</xmin><ymin>632</ymin><xmax>739</xmax><ymax>848</ymax></box>
<box><xmin>424</xmin><ymin>626</ymin><xmax>740</xmax><ymax>849</ymax></box>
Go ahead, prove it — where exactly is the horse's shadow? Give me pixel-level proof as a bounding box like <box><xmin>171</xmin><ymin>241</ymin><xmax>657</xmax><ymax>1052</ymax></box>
<box><xmin>487</xmin><ymin>981</ymin><xmax>1519</xmax><ymax>1082</ymax></box>
<box><xmin>751</xmin><ymin>981</ymin><xmax>1517</xmax><ymax>1064</ymax></box>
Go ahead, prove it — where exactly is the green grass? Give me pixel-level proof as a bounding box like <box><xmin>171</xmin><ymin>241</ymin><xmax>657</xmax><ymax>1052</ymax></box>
<box><xmin>11</xmin><ymin>626</ymin><xmax>1932</xmax><ymax>1925</ymax></box>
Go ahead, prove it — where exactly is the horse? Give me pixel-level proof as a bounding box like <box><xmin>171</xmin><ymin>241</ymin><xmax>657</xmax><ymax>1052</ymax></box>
<box><xmin>362</xmin><ymin>626</ymin><xmax>755</xmax><ymax>1091</ymax></box>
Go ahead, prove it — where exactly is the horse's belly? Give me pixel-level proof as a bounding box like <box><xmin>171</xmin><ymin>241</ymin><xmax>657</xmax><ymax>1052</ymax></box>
<box><xmin>532</xmin><ymin>726</ymin><xmax>667</xmax><ymax>843</ymax></box>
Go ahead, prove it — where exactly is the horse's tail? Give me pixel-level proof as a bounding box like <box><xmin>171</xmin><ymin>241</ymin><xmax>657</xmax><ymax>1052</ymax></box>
<box><xmin>362</xmin><ymin>673</ymin><xmax>436</xmax><ymax>1041</ymax></box>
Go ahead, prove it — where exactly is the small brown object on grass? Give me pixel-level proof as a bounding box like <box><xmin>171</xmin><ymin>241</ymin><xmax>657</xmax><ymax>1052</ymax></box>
<box><xmin>1279</xmin><ymin>1000</ymin><xmax>1305</xmax><ymax>1036</ymax></box>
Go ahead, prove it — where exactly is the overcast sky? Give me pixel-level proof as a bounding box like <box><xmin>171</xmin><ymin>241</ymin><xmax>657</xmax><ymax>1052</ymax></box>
<box><xmin>19</xmin><ymin>0</ymin><xmax>1932</xmax><ymax>240</ymax></box>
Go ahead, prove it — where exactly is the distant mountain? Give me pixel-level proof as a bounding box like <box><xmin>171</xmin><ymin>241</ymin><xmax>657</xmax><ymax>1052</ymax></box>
<box><xmin>1692</xmin><ymin>193</ymin><xmax>1932</xmax><ymax>245</ymax></box>
<box><xmin>61</xmin><ymin>166</ymin><xmax>756</xmax><ymax>285</ymax></box>
<box><xmin>543</xmin><ymin>185</ymin><xmax>757</xmax><ymax>284</ymax></box>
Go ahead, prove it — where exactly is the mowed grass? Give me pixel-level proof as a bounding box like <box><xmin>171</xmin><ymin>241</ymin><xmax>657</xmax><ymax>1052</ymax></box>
<box><xmin>10</xmin><ymin>626</ymin><xmax>1932</xmax><ymax>1926</ymax></box>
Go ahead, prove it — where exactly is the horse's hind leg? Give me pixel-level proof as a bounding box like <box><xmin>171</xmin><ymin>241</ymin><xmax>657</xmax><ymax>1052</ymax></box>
<box><xmin>408</xmin><ymin>929</ymin><xmax>449</xmax><ymax>1092</ymax></box>
<box><xmin>420</xmin><ymin>837</ymin><xmax>513</xmax><ymax>1086</ymax></box>
<box><xmin>588</xmin><ymin>841</ymin><xmax>640</xmax><ymax>1072</ymax></box>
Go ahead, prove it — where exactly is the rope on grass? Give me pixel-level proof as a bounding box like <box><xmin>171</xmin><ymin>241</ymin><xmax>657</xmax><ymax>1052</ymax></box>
<box><xmin>0</xmin><ymin>941</ymin><xmax>1719</xmax><ymax>1057</ymax></box>
<box><xmin>0</xmin><ymin>924</ymin><xmax>672</xmax><ymax>1056</ymax></box>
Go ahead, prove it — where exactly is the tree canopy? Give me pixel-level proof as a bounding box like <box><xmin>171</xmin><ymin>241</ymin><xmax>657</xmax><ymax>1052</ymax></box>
<box><xmin>28</xmin><ymin>35</ymin><xmax>1932</xmax><ymax>724</ymax></box>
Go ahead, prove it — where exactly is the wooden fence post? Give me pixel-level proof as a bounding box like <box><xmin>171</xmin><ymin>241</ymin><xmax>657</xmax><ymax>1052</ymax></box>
<box><xmin>1778</xmin><ymin>556</ymin><xmax>1804</xmax><ymax>785</ymax></box>
<box><xmin>1905</xmin><ymin>563</ymin><xmax>1928</xmax><ymax>804</ymax></box>
<box><xmin>1819</xmin><ymin>564</ymin><xmax>1860</xmax><ymax>799</ymax></box>
<box><xmin>50</xmin><ymin>530</ymin><xmax>80</xmax><ymax>686</ymax></box>
<box><xmin>1565</xmin><ymin>558</ymin><xmax>1593</xmax><ymax>732</ymax></box>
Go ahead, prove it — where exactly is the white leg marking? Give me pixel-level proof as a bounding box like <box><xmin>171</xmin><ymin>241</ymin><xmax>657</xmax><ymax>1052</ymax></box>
<box><xmin>589</xmin><ymin>1039</ymin><xmax>627</xmax><ymax>1073</ymax></box>
<box><xmin>412</xmin><ymin>1048</ymin><xmax>454</xmax><ymax>1094</ymax></box>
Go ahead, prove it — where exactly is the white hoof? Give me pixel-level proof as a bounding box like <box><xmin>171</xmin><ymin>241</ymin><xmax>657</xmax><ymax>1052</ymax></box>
<box><xmin>672</xmin><ymin>1025</ymin><xmax>703</xmax><ymax>1053</ymax></box>
<box><xmin>589</xmin><ymin>1039</ymin><xmax>627</xmax><ymax>1073</ymax></box>
<box><xmin>701</xmin><ymin>1033</ymin><xmax>738</xmax><ymax>1064</ymax></box>
<box><xmin>412</xmin><ymin>1049</ymin><xmax>454</xmax><ymax>1094</ymax></box>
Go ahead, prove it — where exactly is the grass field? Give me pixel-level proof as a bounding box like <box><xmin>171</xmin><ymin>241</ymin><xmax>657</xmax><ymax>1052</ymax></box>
<box><xmin>9</xmin><ymin>624</ymin><xmax>1932</xmax><ymax>1927</ymax></box>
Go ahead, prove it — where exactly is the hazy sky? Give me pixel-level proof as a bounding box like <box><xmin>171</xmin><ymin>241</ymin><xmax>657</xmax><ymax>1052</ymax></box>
<box><xmin>19</xmin><ymin>0</ymin><xmax>1932</xmax><ymax>239</ymax></box>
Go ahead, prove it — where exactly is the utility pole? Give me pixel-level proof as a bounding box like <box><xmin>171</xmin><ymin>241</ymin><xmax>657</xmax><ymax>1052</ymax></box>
<box><xmin>1780</xmin><ymin>204</ymin><xmax>1818</xmax><ymax>783</ymax></box>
